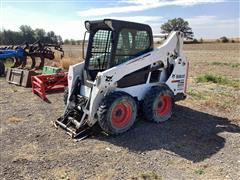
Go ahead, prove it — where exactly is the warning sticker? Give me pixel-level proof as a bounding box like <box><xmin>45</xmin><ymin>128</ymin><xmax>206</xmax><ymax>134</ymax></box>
<box><xmin>177</xmin><ymin>79</ymin><xmax>184</xmax><ymax>90</ymax></box>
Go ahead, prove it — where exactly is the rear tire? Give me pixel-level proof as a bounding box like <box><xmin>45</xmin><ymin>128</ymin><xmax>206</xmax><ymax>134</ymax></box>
<box><xmin>97</xmin><ymin>91</ymin><xmax>137</xmax><ymax>135</ymax></box>
<box><xmin>143</xmin><ymin>85</ymin><xmax>174</xmax><ymax>123</ymax></box>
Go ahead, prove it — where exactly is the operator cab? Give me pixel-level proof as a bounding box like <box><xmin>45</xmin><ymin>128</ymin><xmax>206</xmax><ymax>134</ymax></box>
<box><xmin>83</xmin><ymin>19</ymin><xmax>153</xmax><ymax>81</ymax></box>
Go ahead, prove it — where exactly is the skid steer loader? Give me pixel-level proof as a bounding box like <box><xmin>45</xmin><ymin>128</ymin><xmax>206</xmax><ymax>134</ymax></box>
<box><xmin>55</xmin><ymin>19</ymin><xmax>189</xmax><ymax>139</ymax></box>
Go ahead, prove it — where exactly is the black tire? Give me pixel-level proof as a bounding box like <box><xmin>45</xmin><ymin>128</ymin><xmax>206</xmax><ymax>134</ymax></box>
<box><xmin>0</xmin><ymin>61</ymin><xmax>5</xmax><ymax>76</ymax></box>
<box><xmin>97</xmin><ymin>91</ymin><xmax>137</xmax><ymax>135</ymax></box>
<box><xmin>63</xmin><ymin>87</ymin><xmax>69</xmax><ymax>105</ymax></box>
<box><xmin>143</xmin><ymin>84</ymin><xmax>174</xmax><ymax>123</ymax></box>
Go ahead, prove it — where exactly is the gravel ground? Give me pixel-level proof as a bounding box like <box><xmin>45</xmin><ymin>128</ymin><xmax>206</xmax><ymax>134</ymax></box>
<box><xmin>1</xmin><ymin>43</ymin><xmax>240</xmax><ymax>179</ymax></box>
<box><xmin>0</xmin><ymin>78</ymin><xmax>239</xmax><ymax>180</ymax></box>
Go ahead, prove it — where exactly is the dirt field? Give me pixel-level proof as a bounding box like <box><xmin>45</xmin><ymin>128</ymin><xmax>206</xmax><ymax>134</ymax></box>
<box><xmin>1</xmin><ymin>43</ymin><xmax>240</xmax><ymax>179</ymax></box>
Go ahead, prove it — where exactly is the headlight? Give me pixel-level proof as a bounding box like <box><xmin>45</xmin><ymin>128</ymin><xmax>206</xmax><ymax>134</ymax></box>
<box><xmin>104</xmin><ymin>19</ymin><xmax>113</xmax><ymax>30</ymax></box>
<box><xmin>85</xmin><ymin>21</ymin><xmax>90</xmax><ymax>31</ymax></box>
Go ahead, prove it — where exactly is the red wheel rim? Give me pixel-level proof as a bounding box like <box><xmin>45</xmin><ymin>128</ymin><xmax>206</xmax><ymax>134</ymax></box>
<box><xmin>111</xmin><ymin>101</ymin><xmax>132</xmax><ymax>128</ymax></box>
<box><xmin>155</xmin><ymin>96</ymin><xmax>172</xmax><ymax>116</ymax></box>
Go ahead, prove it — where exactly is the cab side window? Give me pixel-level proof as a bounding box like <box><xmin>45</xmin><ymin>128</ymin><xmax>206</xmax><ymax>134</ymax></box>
<box><xmin>114</xmin><ymin>28</ymin><xmax>150</xmax><ymax>66</ymax></box>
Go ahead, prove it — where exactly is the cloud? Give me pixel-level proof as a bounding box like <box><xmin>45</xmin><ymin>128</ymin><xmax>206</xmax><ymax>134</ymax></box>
<box><xmin>186</xmin><ymin>15</ymin><xmax>239</xmax><ymax>29</ymax></box>
<box><xmin>2</xmin><ymin>4</ymin><xmax>238</xmax><ymax>40</ymax></box>
<box><xmin>186</xmin><ymin>15</ymin><xmax>217</xmax><ymax>26</ymax></box>
<box><xmin>1</xmin><ymin>6</ymin><xmax>86</xmax><ymax>40</ymax></box>
<box><xmin>101</xmin><ymin>15</ymin><xmax>240</xmax><ymax>38</ymax></box>
<box><xmin>103</xmin><ymin>15</ymin><xmax>163</xmax><ymax>23</ymax></box>
<box><xmin>120</xmin><ymin>0</ymin><xmax>223</xmax><ymax>6</ymax></box>
<box><xmin>186</xmin><ymin>15</ymin><xmax>240</xmax><ymax>38</ymax></box>
<box><xmin>77</xmin><ymin>0</ymin><xmax>225</xmax><ymax>17</ymax></box>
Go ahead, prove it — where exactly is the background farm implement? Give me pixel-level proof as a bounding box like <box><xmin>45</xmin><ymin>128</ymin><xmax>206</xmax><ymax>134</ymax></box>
<box><xmin>0</xmin><ymin>41</ymin><xmax>64</xmax><ymax>75</ymax></box>
<box><xmin>32</xmin><ymin>71</ymin><xmax>68</xmax><ymax>101</ymax></box>
<box><xmin>0</xmin><ymin>41</ymin><xmax>68</xmax><ymax>100</ymax></box>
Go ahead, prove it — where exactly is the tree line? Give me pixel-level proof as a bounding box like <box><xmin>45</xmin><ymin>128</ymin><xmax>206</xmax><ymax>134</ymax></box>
<box><xmin>1</xmin><ymin>18</ymin><xmax>235</xmax><ymax>46</ymax></box>
<box><xmin>0</xmin><ymin>25</ymin><xmax>63</xmax><ymax>45</ymax></box>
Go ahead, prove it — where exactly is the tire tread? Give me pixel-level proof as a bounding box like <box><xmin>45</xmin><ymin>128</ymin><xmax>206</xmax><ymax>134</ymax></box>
<box><xmin>97</xmin><ymin>91</ymin><xmax>137</xmax><ymax>134</ymax></box>
<box><xmin>143</xmin><ymin>84</ymin><xmax>174</xmax><ymax>123</ymax></box>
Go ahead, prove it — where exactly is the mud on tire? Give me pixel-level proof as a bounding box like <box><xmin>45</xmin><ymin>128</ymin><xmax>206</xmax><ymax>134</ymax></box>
<box><xmin>97</xmin><ymin>91</ymin><xmax>137</xmax><ymax>135</ymax></box>
<box><xmin>143</xmin><ymin>84</ymin><xmax>174</xmax><ymax>123</ymax></box>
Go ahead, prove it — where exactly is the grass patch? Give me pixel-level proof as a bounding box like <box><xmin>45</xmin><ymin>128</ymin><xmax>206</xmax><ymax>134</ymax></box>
<box><xmin>138</xmin><ymin>171</ymin><xmax>162</xmax><ymax>180</ymax></box>
<box><xmin>187</xmin><ymin>88</ymin><xmax>205</xmax><ymax>99</ymax></box>
<box><xmin>196</xmin><ymin>74</ymin><xmax>240</xmax><ymax>88</ymax></box>
<box><xmin>60</xmin><ymin>57</ymin><xmax>81</xmax><ymax>70</ymax></box>
<box><xmin>230</xmin><ymin>63</ymin><xmax>240</xmax><ymax>68</ymax></box>
<box><xmin>194</xmin><ymin>168</ymin><xmax>205</xmax><ymax>175</ymax></box>
<box><xmin>210</xmin><ymin>62</ymin><xmax>240</xmax><ymax>68</ymax></box>
<box><xmin>219</xmin><ymin>92</ymin><xmax>234</xmax><ymax>97</ymax></box>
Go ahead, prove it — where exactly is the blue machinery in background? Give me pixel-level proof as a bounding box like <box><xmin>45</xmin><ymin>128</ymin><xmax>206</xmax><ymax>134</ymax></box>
<box><xmin>0</xmin><ymin>48</ymin><xmax>24</xmax><ymax>59</ymax></box>
<box><xmin>0</xmin><ymin>41</ymin><xmax>64</xmax><ymax>76</ymax></box>
<box><xmin>0</xmin><ymin>48</ymin><xmax>22</xmax><ymax>75</ymax></box>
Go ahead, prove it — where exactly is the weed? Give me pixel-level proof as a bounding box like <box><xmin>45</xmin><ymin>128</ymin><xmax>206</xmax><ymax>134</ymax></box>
<box><xmin>196</xmin><ymin>74</ymin><xmax>240</xmax><ymax>88</ymax></box>
<box><xmin>230</xmin><ymin>63</ymin><xmax>240</xmax><ymax>68</ymax></box>
<box><xmin>210</xmin><ymin>62</ymin><xmax>240</xmax><ymax>68</ymax></box>
<box><xmin>12</xmin><ymin>88</ymin><xmax>18</xmax><ymax>92</ymax></box>
<box><xmin>60</xmin><ymin>57</ymin><xmax>81</xmax><ymax>70</ymax></box>
<box><xmin>194</xmin><ymin>168</ymin><xmax>204</xmax><ymax>175</ymax></box>
<box><xmin>211</xmin><ymin>62</ymin><xmax>224</xmax><ymax>66</ymax></box>
<box><xmin>139</xmin><ymin>171</ymin><xmax>161</xmax><ymax>180</ymax></box>
<box><xmin>219</xmin><ymin>92</ymin><xmax>234</xmax><ymax>97</ymax></box>
<box><xmin>187</xmin><ymin>88</ymin><xmax>204</xmax><ymax>99</ymax></box>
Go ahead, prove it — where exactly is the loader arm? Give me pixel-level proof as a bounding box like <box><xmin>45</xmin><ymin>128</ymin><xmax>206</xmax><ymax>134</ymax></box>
<box><xmin>97</xmin><ymin>31</ymin><xmax>184</xmax><ymax>89</ymax></box>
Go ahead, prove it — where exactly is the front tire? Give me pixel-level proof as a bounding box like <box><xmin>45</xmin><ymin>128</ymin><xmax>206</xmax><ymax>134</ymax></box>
<box><xmin>143</xmin><ymin>85</ymin><xmax>174</xmax><ymax>123</ymax></box>
<box><xmin>97</xmin><ymin>91</ymin><xmax>137</xmax><ymax>135</ymax></box>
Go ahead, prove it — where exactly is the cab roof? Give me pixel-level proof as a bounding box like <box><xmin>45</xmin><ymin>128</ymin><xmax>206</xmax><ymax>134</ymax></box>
<box><xmin>84</xmin><ymin>19</ymin><xmax>152</xmax><ymax>33</ymax></box>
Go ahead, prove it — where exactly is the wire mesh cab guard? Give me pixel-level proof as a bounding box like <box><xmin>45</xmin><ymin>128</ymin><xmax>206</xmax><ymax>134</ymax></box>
<box><xmin>84</xmin><ymin>19</ymin><xmax>153</xmax><ymax>81</ymax></box>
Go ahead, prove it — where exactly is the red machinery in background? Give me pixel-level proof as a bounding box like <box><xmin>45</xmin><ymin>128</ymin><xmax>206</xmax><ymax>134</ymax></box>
<box><xmin>32</xmin><ymin>72</ymin><xmax>68</xmax><ymax>100</ymax></box>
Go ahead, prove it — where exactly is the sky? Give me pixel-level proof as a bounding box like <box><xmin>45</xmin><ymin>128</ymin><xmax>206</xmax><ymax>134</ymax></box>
<box><xmin>0</xmin><ymin>0</ymin><xmax>239</xmax><ymax>40</ymax></box>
